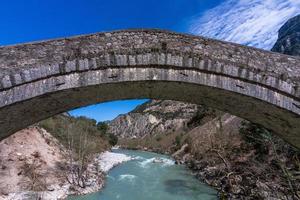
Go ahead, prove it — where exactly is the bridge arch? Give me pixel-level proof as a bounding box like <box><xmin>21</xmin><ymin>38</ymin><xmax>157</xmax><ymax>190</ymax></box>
<box><xmin>0</xmin><ymin>29</ymin><xmax>300</xmax><ymax>147</ymax></box>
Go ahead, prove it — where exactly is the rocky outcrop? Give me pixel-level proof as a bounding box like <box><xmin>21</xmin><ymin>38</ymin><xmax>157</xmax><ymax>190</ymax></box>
<box><xmin>271</xmin><ymin>14</ymin><xmax>300</xmax><ymax>56</ymax></box>
<box><xmin>108</xmin><ymin>100</ymin><xmax>208</xmax><ymax>138</ymax></box>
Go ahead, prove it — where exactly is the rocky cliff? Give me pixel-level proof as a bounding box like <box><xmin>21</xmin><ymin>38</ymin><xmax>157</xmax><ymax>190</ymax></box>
<box><xmin>272</xmin><ymin>14</ymin><xmax>300</xmax><ymax>56</ymax></box>
<box><xmin>108</xmin><ymin>100</ymin><xmax>217</xmax><ymax>138</ymax></box>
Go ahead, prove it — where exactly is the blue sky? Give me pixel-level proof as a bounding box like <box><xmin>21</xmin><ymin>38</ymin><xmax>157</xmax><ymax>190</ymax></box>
<box><xmin>0</xmin><ymin>0</ymin><xmax>221</xmax><ymax>121</ymax></box>
<box><xmin>70</xmin><ymin>100</ymin><xmax>149</xmax><ymax>122</ymax></box>
<box><xmin>1</xmin><ymin>0</ymin><xmax>299</xmax><ymax>121</ymax></box>
<box><xmin>0</xmin><ymin>0</ymin><xmax>221</xmax><ymax>45</ymax></box>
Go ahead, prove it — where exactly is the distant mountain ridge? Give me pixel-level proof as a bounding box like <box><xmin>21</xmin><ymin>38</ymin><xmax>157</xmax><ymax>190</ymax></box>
<box><xmin>272</xmin><ymin>14</ymin><xmax>300</xmax><ymax>55</ymax></box>
<box><xmin>108</xmin><ymin>100</ymin><xmax>208</xmax><ymax>138</ymax></box>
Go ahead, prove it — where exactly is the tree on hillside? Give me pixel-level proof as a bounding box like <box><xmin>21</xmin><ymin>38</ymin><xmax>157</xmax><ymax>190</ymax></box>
<box><xmin>97</xmin><ymin>122</ymin><xmax>108</xmax><ymax>135</ymax></box>
<box><xmin>97</xmin><ymin>122</ymin><xmax>118</xmax><ymax>146</ymax></box>
<box><xmin>66</xmin><ymin>122</ymin><xmax>91</xmax><ymax>188</ymax></box>
<box><xmin>108</xmin><ymin>134</ymin><xmax>118</xmax><ymax>146</ymax></box>
<box><xmin>239</xmin><ymin>121</ymin><xmax>300</xmax><ymax>199</ymax></box>
<box><xmin>39</xmin><ymin>115</ymin><xmax>111</xmax><ymax>188</ymax></box>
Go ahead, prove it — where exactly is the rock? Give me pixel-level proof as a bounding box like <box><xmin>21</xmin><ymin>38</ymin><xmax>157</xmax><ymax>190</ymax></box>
<box><xmin>152</xmin><ymin>157</ymin><xmax>163</xmax><ymax>163</ymax></box>
<box><xmin>96</xmin><ymin>151</ymin><xmax>132</xmax><ymax>173</ymax></box>
<box><xmin>108</xmin><ymin>100</ymin><xmax>208</xmax><ymax>138</ymax></box>
<box><xmin>256</xmin><ymin>181</ymin><xmax>270</xmax><ymax>191</ymax></box>
<box><xmin>31</xmin><ymin>151</ymin><xmax>41</xmax><ymax>158</ymax></box>
<box><xmin>231</xmin><ymin>184</ymin><xmax>241</xmax><ymax>194</ymax></box>
<box><xmin>172</xmin><ymin>144</ymin><xmax>189</xmax><ymax>158</ymax></box>
<box><xmin>18</xmin><ymin>155</ymin><xmax>25</xmax><ymax>161</ymax></box>
<box><xmin>271</xmin><ymin>14</ymin><xmax>300</xmax><ymax>56</ymax></box>
<box><xmin>47</xmin><ymin>186</ymin><xmax>55</xmax><ymax>191</ymax></box>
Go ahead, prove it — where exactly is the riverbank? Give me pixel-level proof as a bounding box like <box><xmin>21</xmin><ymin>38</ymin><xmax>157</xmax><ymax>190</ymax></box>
<box><xmin>96</xmin><ymin>151</ymin><xmax>132</xmax><ymax>173</ymax></box>
<box><xmin>118</xmin><ymin>145</ymin><xmax>297</xmax><ymax>200</ymax></box>
<box><xmin>117</xmin><ymin>116</ymin><xmax>300</xmax><ymax>199</ymax></box>
<box><xmin>1</xmin><ymin>151</ymin><xmax>132</xmax><ymax>200</ymax></box>
<box><xmin>67</xmin><ymin>151</ymin><xmax>132</xmax><ymax>198</ymax></box>
<box><xmin>69</xmin><ymin>149</ymin><xmax>218</xmax><ymax>200</ymax></box>
<box><xmin>0</xmin><ymin>127</ymin><xmax>132</xmax><ymax>200</ymax></box>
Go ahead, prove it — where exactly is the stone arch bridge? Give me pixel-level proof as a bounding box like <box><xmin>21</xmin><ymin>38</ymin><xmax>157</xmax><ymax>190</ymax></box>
<box><xmin>0</xmin><ymin>29</ymin><xmax>300</xmax><ymax>148</ymax></box>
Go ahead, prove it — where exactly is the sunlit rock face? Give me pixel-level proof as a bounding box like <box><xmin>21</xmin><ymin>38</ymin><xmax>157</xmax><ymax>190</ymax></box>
<box><xmin>272</xmin><ymin>14</ymin><xmax>300</xmax><ymax>56</ymax></box>
<box><xmin>108</xmin><ymin>100</ymin><xmax>201</xmax><ymax>138</ymax></box>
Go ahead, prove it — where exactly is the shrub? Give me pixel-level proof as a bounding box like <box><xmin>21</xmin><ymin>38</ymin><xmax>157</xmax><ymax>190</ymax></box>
<box><xmin>239</xmin><ymin>121</ymin><xmax>272</xmax><ymax>155</ymax></box>
<box><xmin>97</xmin><ymin>122</ymin><xmax>108</xmax><ymax>136</ymax></box>
<box><xmin>155</xmin><ymin>136</ymin><xmax>162</xmax><ymax>142</ymax></box>
<box><xmin>175</xmin><ymin>135</ymin><xmax>182</xmax><ymax>147</ymax></box>
<box><xmin>39</xmin><ymin>115</ymin><xmax>110</xmax><ymax>156</ymax></box>
<box><xmin>108</xmin><ymin>133</ymin><xmax>118</xmax><ymax>146</ymax></box>
<box><xmin>20</xmin><ymin>159</ymin><xmax>47</xmax><ymax>191</ymax></box>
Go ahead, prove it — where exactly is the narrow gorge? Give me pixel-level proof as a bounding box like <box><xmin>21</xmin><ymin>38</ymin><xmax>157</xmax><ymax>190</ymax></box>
<box><xmin>0</xmin><ymin>12</ymin><xmax>300</xmax><ymax>200</ymax></box>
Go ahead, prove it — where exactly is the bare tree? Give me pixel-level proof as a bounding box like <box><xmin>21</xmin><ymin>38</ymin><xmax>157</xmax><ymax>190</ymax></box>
<box><xmin>65</xmin><ymin>121</ymin><xmax>91</xmax><ymax>188</ymax></box>
<box><xmin>20</xmin><ymin>158</ymin><xmax>47</xmax><ymax>192</ymax></box>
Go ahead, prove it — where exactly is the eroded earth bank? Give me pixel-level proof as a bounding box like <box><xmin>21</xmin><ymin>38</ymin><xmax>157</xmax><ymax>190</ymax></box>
<box><xmin>0</xmin><ymin>114</ymin><xmax>129</xmax><ymax>200</ymax></box>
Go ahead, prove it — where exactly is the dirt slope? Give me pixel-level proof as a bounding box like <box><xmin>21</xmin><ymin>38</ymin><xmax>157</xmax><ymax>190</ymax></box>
<box><xmin>0</xmin><ymin>127</ymin><xmax>66</xmax><ymax>197</ymax></box>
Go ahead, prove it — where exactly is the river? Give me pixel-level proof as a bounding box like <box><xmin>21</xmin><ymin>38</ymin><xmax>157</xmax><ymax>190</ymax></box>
<box><xmin>69</xmin><ymin>149</ymin><xmax>218</xmax><ymax>200</ymax></box>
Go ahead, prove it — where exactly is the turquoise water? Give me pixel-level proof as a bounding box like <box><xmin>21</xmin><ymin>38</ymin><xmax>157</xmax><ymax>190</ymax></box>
<box><xmin>69</xmin><ymin>149</ymin><xmax>218</xmax><ymax>200</ymax></box>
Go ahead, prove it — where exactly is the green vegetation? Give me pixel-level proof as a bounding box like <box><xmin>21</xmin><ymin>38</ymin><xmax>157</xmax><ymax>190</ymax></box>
<box><xmin>175</xmin><ymin>135</ymin><xmax>182</xmax><ymax>147</ymax></box>
<box><xmin>155</xmin><ymin>135</ymin><xmax>162</xmax><ymax>142</ymax></box>
<box><xmin>96</xmin><ymin>121</ymin><xmax>118</xmax><ymax>146</ymax></box>
<box><xmin>187</xmin><ymin>107</ymin><xmax>221</xmax><ymax>128</ymax></box>
<box><xmin>239</xmin><ymin>121</ymin><xmax>300</xmax><ymax>198</ymax></box>
<box><xmin>108</xmin><ymin>134</ymin><xmax>118</xmax><ymax>146</ymax></box>
<box><xmin>39</xmin><ymin>114</ymin><xmax>112</xmax><ymax>188</ymax></box>
<box><xmin>118</xmin><ymin>131</ymin><xmax>186</xmax><ymax>154</ymax></box>
<box><xmin>39</xmin><ymin>114</ymin><xmax>110</xmax><ymax>157</ymax></box>
<box><xmin>239</xmin><ymin>121</ymin><xmax>272</xmax><ymax>155</ymax></box>
<box><xmin>97</xmin><ymin>122</ymin><xmax>108</xmax><ymax>136</ymax></box>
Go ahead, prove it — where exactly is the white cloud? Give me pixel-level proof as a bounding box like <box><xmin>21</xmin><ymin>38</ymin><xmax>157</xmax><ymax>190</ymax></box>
<box><xmin>190</xmin><ymin>0</ymin><xmax>300</xmax><ymax>50</ymax></box>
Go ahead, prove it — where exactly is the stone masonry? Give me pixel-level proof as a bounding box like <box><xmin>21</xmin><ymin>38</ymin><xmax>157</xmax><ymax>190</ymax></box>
<box><xmin>0</xmin><ymin>29</ymin><xmax>300</xmax><ymax>147</ymax></box>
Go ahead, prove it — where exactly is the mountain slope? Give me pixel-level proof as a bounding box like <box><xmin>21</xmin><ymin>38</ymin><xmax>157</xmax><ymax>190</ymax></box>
<box><xmin>272</xmin><ymin>14</ymin><xmax>300</xmax><ymax>55</ymax></box>
<box><xmin>109</xmin><ymin>100</ymin><xmax>218</xmax><ymax>138</ymax></box>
